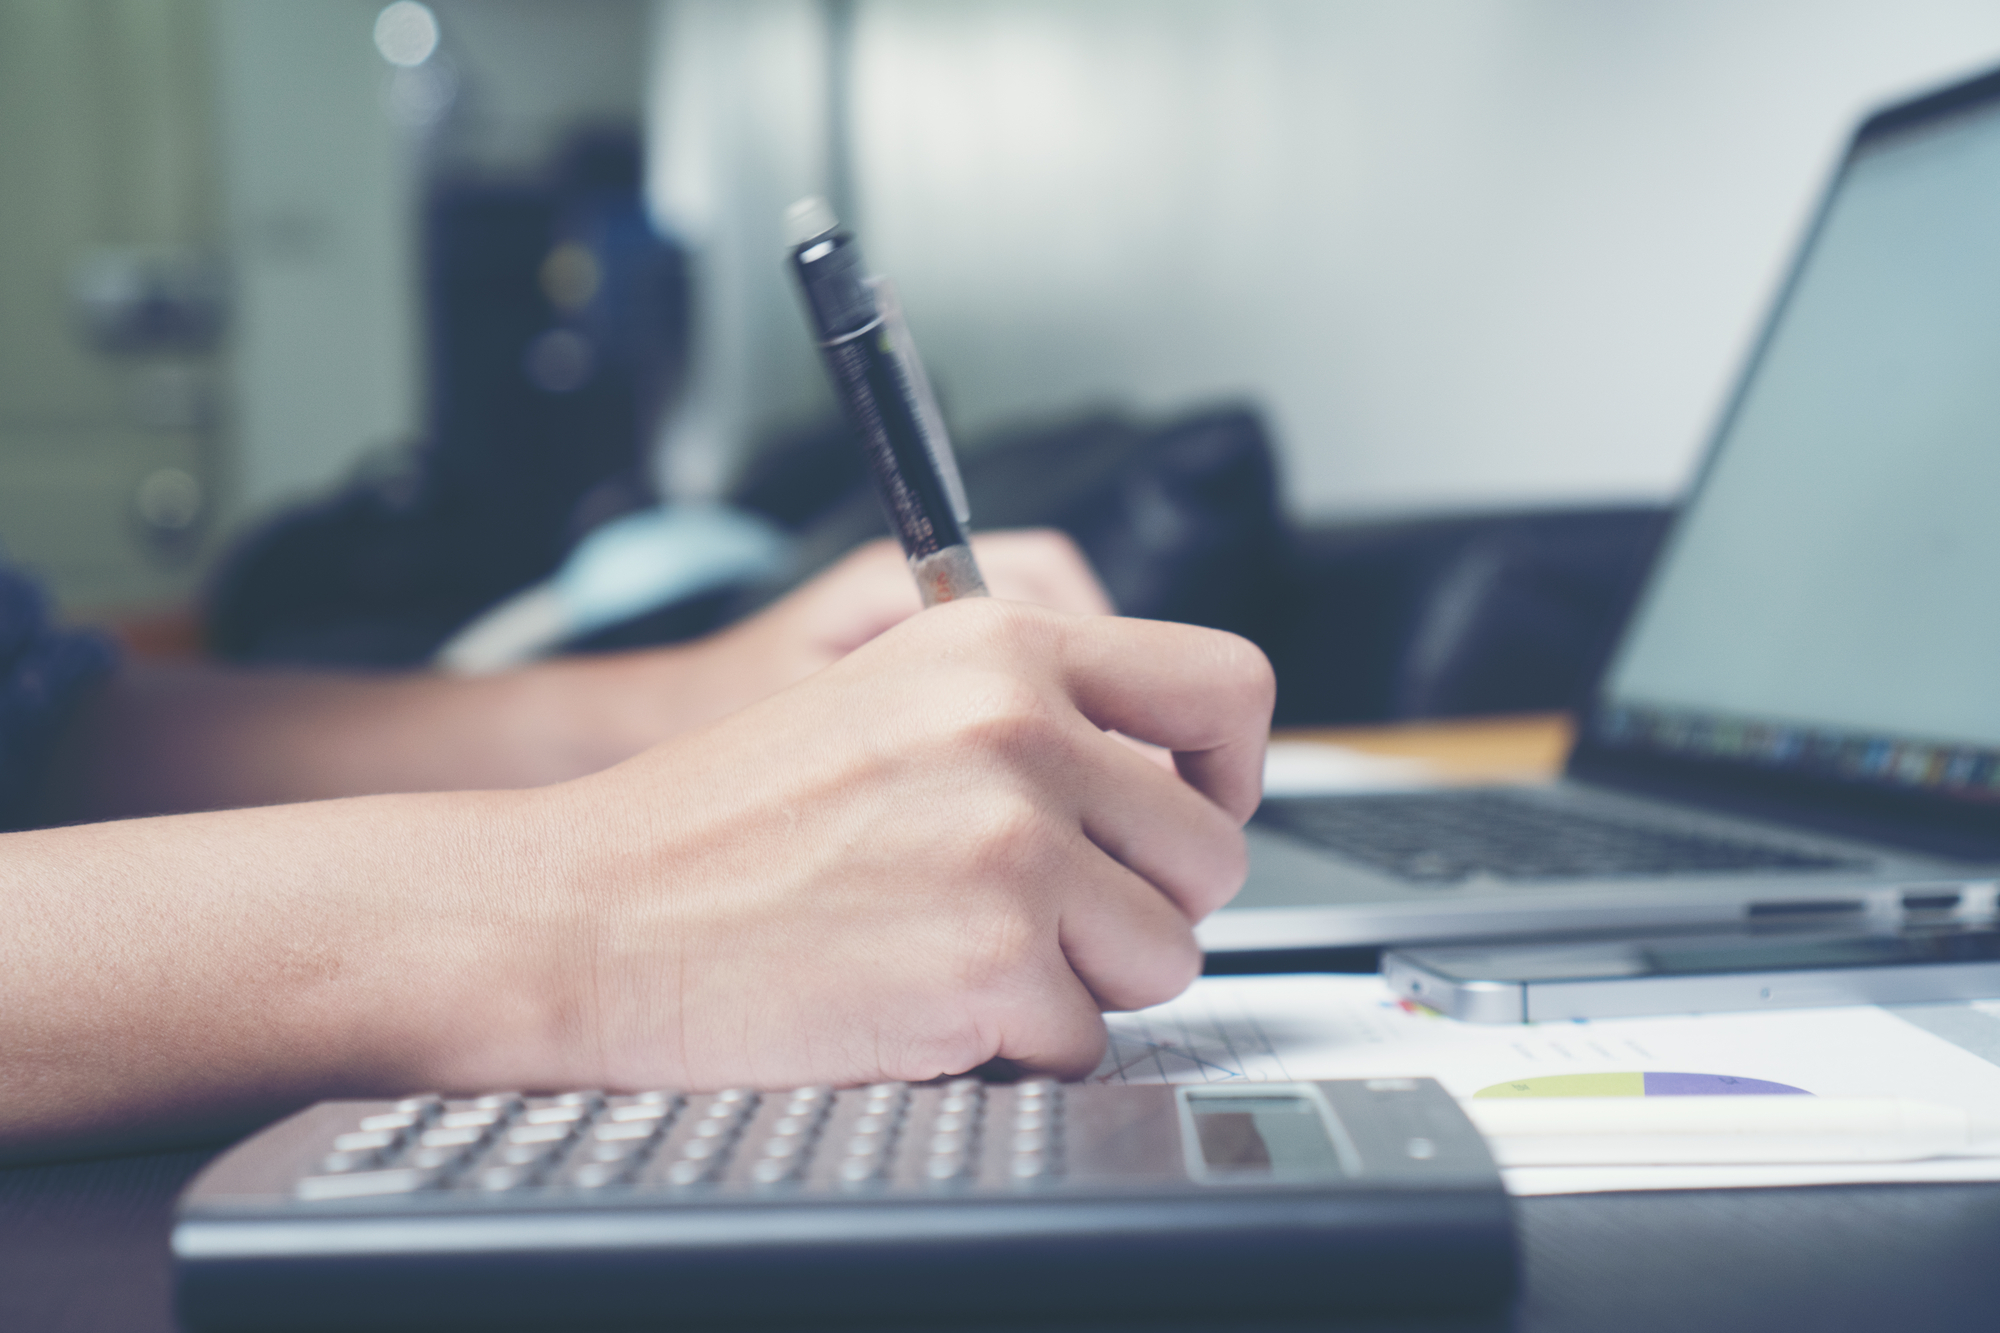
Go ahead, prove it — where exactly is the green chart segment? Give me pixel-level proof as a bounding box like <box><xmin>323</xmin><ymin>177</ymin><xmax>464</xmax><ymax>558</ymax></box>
<box><xmin>1473</xmin><ymin>1072</ymin><xmax>1811</xmax><ymax>1098</ymax></box>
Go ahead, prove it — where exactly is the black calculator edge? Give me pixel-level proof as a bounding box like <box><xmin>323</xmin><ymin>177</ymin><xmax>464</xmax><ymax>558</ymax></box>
<box><xmin>172</xmin><ymin>1080</ymin><xmax>1517</xmax><ymax>1329</ymax></box>
<box><xmin>176</xmin><ymin>1193</ymin><xmax>1514</xmax><ymax>1330</ymax></box>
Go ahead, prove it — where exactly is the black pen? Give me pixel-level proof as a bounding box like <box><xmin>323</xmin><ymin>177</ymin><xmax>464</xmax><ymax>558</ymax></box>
<box><xmin>785</xmin><ymin>197</ymin><xmax>988</xmax><ymax>606</ymax></box>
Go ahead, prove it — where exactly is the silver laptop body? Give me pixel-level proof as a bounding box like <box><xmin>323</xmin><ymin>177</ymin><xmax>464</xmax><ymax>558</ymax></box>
<box><xmin>1205</xmin><ymin>66</ymin><xmax>2000</xmax><ymax>954</ymax></box>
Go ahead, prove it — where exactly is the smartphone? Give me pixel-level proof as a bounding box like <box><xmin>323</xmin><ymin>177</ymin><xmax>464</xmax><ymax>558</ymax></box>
<box><xmin>1381</xmin><ymin>924</ymin><xmax>2000</xmax><ymax>1023</ymax></box>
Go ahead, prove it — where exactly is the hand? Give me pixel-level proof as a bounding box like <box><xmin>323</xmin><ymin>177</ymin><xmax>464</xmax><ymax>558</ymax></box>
<box><xmin>679</xmin><ymin>529</ymin><xmax>1114</xmax><ymax>720</ymax></box>
<box><xmin>520</xmin><ymin>598</ymin><xmax>1273</xmax><ymax>1091</ymax></box>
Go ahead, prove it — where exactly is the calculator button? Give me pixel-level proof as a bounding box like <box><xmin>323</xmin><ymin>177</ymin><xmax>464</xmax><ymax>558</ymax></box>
<box><xmin>436</xmin><ymin>1108</ymin><xmax>503</xmax><ymax>1130</ymax></box>
<box><xmin>1011</xmin><ymin>1110</ymin><xmax>1046</xmax><ymax>1132</ymax></box>
<box><xmin>711</xmin><ymin>1088</ymin><xmax>756</xmax><ymax>1107</ymax></box>
<box><xmin>591</xmin><ymin>1120</ymin><xmax>657</xmax><ymax>1143</ymax></box>
<box><xmin>927</xmin><ymin>1131</ymin><xmax>967</xmax><ymax>1155</ymax></box>
<box><xmin>931</xmin><ymin>1111</ymin><xmax>971</xmax><ymax>1133</ymax></box>
<box><xmin>750</xmin><ymin>1157</ymin><xmax>801</xmax><ymax>1185</ymax></box>
<box><xmin>666</xmin><ymin>1158</ymin><xmax>714</xmax><ymax>1187</ymax></box>
<box><xmin>1012</xmin><ymin>1130</ymin><xmax>1047</xmax><ymax>1154</ymax></box>
<box><xmin>497</xmin><ymin>1142</ymin><xmax>557</xmax><ymax>1167</ymax></box>
<box><xmin>1014</xmin><ymin>1080</ymin><xmax>1055</xmax><ymax>1098</ymax></box>
<box><xmin>393</xmin><ymin>1095</ymin><xmax>444</xmax><ymax>1117</ymax></box>
<box><xmin>556</xmin><ymin>1090</ymin><xmax>606</xmax><ymax>1109</ymax></box>
<box><xmin>408</xmin><ymin>1146</ymin><xmax>469</xmax><ymax>1171</ymax></box>
<box><xmin>1009</xmin><ymin>1151</ymin><xmax>1050</xmax><ymax>1180</ymax></box>
<box><xmin>923</xmin><ymin>1154</ymin><xmax>969</xmax><ymax>1181</ymax></box>
<box><xmin>943</xmin><ymin>1078</ymin><xmax>982</xmax><ymax>1095</ymax></box>
<box><xmin>585</xmin><ymin>1142</ymin><xmax>635</xmax><ymax>1164</ymax></box>
<box><xmin>332</xmin><ymin>1129</ymin><xmax>400</xmax><ymax>1154</ymax></box>
<box><xmin>296</xmin><ymin>1167</ymin><xmax>433</xmax><ymax>1200</ymax></box>
<box><xmin>472</xmin><ymin>1165</ymin><xmax>532</xmax><ymax>1191</ymax></box>
<box><xmin>359</xmin><ymin>1111</ymin><xmax>421</xmax><ymax>1133</ymax></box>
<box><xmin>837</xmin><ymin>1156</ymin><xmax>885</xmax><ymax>1184</ymax></box>
<box><xmin>319</xmin><ymin>1150</ymin><xmax>378</xmax><ymax>1174</ymax></box>
<box><xmin>678</xmin><ymin>1136</ymin><xmax>725</xmax><ymax>1161</ymax></box>
<box><xmin>606</xmin><ymin>1102</ymin><xmax>674</xmax><ymax>1123</ymax></box>
<box><xmin>521</xmin><ymin>1105</ymin><xmax>588</xmax><ymax>1126</ymax></box>
<box><xmin>473</xmin><ymin>1092</ymin><xmax>525</xmax><ymax>1113</ymax></box>
<box><xmin>759</xmin><ymin>1135</ymin><xmax>807</xmax><ymax>1160</ymax></box>
<box><xmin>506</xmin><ymin>1122</ymin><xmax>572</xmax><ymax>1146</ymax></box>
<box><xmin>418</xmin><ymin>1126</ymin><xmax>485</xmax><ymax>1150</ymax></box>
<box><xmin>568</xmin><ymin>1161</ymin><xmax>628</xmax><ymax>1189</ymax></box>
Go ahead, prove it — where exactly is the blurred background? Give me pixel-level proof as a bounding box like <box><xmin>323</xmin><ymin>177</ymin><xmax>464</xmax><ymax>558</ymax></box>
<box><xmin>5</xmin><ymin>0</ymin><xmax>1999</xmax><ymax>719</ymax></box>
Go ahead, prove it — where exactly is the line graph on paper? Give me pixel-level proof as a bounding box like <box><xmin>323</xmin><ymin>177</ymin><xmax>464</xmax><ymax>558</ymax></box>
<box><xmin>1093</xmin><ymin>985</ymin><xmax>1300</xmax><ymax>1085</ymax></box>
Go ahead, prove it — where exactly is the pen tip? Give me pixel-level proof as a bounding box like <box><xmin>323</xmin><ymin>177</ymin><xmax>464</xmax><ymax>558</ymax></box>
<box><xmin>785</xmin><ymin>196</ymin><xmax>840</xmax><ymax>249</ymax></box>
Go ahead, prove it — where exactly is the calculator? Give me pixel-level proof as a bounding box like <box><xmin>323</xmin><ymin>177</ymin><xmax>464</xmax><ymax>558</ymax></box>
<box><xmin>174</xmin><ymin>1077</ymin><xmax>1514</xmax><ymax>1329</ymax></box>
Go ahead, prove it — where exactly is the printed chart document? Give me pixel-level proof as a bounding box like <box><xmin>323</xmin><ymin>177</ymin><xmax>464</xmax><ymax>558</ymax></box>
<box><xmin>1094</xmin><ymin>974</ymin><xmax>2000</xmax><ymax>1196</ymax></box>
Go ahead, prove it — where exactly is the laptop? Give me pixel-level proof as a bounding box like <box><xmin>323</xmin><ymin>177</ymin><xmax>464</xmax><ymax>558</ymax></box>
<box><xmin>1202</xmin><ymin>63</ymin><xmax>2000</xmax><ymax>955</ymax></box>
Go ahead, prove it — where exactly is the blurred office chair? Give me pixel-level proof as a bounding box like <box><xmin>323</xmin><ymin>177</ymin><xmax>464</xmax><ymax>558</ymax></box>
<box><xmin>1267</xmin><ymin>506</ymin><xmax>1672</xmax><ymax>725</ymax></box>
<box><xmin>207</xmin><ymin>130</ymin><xmax>689</xmax><ymax>666</ymax></box>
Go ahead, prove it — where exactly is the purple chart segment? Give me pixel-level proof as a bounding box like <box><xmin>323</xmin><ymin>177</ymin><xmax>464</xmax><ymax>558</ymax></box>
<box><xmin>1642</xmin><ymin>1072</ymin><xmax>1810</xmax><ymax>1096</ymax></box>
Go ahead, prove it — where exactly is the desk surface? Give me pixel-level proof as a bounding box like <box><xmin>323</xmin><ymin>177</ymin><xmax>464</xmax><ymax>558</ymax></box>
<box><xmin>1278</xmin><ymin>712</ymin><xmax>1575</xmax><ymax>785</ymax></box>
<box><xmin>8</xmin><ymin>713</ymin><xmax>1998</xmax><ymax>1333</ymax></box>
<box><xmin>10</xmin><ymin>1139</ymin><xmax>2000</xmax><ymax>1333</ymax></box>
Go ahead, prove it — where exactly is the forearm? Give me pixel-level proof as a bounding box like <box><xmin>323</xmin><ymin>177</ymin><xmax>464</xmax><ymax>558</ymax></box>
<box><xmin>36</xmin><ymin>651</ymin><xmax>696</xmax><ymax>822</ymax></box>
<box><xmin>0</xmin><ymin>788</ymin><xmax>584</xmax><ymax>1162</ymax></box>
<box><xmin>35</xmin><ymin>530</ymin><xmax>1114</xmax><ymax>824</ymax></box>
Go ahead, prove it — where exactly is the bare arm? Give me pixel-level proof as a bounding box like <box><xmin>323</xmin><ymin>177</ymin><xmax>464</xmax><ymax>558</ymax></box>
<box><xmin>39</xmin><ymin>530</ymin><xmax>1113</xmax><ymax>822</ymax></box>
<box><xmin>1</xmin><ymin>601</ymin><xmax>1271</xmax><ymax>1162</ymax></box>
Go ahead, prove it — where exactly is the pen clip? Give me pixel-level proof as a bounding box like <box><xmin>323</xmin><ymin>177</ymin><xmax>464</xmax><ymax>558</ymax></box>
<box><xmin>865</xmin><ymin>276</ymin><xmax>972</xmax><ymax>528</ymax></box>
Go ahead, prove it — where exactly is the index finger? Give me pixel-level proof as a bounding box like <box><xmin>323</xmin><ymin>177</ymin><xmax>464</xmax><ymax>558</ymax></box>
<box><xmin>1056</xmin><ymin>616</ymin><xmax>1274</xmax><ymax>824</ymax></box>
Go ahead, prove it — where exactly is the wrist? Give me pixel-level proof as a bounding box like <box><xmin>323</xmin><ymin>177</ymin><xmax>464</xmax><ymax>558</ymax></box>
<box><xmin>500</xmin><ymin>646</ymin><xmax>705</xmax><ymax>782</ymax></box>
<box><xmin>408</xmin><ymin>784</ymin><xmax>605</xmax><ymax>1092</ymax></box>
<box><xmin>287</xmin><ymin>786</ymin><xmax>602</xmax><ymax>1100</ymax></box>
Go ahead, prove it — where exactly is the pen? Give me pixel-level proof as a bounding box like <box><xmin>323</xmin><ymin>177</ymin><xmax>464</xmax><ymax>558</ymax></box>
<box><xmin>1465</xmin><ymin>1096</ymin><xmax>2000</xmax><ymax>1165</ymax></box>
<box><xmin>784</xmin><ymin>197</ymin><xmax>988</xmax><ymax>607</ymax></box>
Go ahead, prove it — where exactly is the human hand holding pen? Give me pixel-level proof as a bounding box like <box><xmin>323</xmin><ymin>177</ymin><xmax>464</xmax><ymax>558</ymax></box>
<box><xmin>545</xmin><ymin>598</ymin><xmax>1274</xmax><ymax>1091</ymax></box>
<box><xmin>0</xmin><ymin>595</ymin><xmax>1268</xmax><ymax>1158</ymax></box>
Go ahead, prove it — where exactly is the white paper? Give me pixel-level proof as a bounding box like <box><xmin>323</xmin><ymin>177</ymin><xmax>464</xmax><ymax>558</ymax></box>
<box><xmin>1095</xmin><ymin>974</ymin><xmax>2000</xmax><ymax>1195</ymax></box>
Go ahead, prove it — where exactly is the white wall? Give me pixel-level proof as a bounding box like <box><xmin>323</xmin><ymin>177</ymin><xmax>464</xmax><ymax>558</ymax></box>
<box><xmin>430</xmin><ymin>0</ymin><xmax>649</xmax><ymax>175</ymax></box>
<box><xmin>646</xmin><ymin>0</ymin><xmax>838</xmax><ymax>499</ymax></box>
<box><xmin>211</xmin><ymin>0</ymin><xmax>422</xmax><ymax>515</ymax></box>
<box><xmin>211</xmin><ymin>0</ymin><xmax>648</xmax><ymax>520</ymax></box>
<box><xmin>650</xmin><ymin>0</ymin><xmax>2000</xmax><ymax>519</ymax></box>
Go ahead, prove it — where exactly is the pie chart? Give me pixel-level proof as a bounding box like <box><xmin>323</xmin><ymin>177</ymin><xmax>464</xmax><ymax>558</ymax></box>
<box><xmin>1473</xmin><ymin>1072</ymin><xmax>1811</xmax><ymax>1098</ymax></box>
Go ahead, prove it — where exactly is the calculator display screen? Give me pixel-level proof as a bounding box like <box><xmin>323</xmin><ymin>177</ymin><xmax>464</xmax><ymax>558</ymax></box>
<box><xmin>1188</xmin><ymin>1095</ymin><xmax>1342</xmax><ymax>1176</ymax></box>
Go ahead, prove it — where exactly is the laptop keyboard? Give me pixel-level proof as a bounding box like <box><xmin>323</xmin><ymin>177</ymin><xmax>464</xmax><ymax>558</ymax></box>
<box><xmin>1255</xmin><ymin>790</ymin><xmax>1869</xmax><ymax>885</ymax></box>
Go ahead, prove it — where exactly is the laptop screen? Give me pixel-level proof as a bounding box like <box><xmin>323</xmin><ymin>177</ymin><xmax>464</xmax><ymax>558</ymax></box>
<box><xmin>1592</xmin><ymin>85</ymin><xmax>2000</xmax><ymax>810</ymax></box>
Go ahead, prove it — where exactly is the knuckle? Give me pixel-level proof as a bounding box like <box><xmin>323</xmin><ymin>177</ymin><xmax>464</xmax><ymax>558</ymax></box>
<box><xmin>953</xmin><ymin>890</ymin><xmax>1047</xmax><ymax>995</ymax></box>
<box><xmin>954</xmin><ymin>593</ymin><xmax>1058</xmax><ymax>646</ymax></box>
<box><xmin>968</xmin><ymin>801</ymin><xmax>1030</xmax><ymax>877</ymax></box>
<box><xmin>952</xmin><ymin>675</ymin><xmax>1063</xmax><ymax>763</ymax></box>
